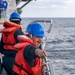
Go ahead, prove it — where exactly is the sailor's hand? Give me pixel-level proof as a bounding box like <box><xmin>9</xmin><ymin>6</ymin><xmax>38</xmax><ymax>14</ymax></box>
<box><xmin>35</xmin><ymin>49</ymin><xmax>47</xmax><ymax>58</ymax></box>
<box><xmin>0</xmin><ymin>53</ymin><xmax>5</xmax><ymax>58</ymax></box>
<box><xmin>1</xmin><ymin>54</ymin><xmax>5</xmax><ymax>58</ymax></box>
<box><xmin>42</xmin><ymin>61</ymin><xmax>47</xmax><ymax>66</ymax></box>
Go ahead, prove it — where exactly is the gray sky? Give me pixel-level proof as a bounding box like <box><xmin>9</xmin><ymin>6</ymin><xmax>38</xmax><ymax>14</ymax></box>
<box><xmin>18</xmin><ymin>0</ymin><xmax>75</xmax><ymax>18</ymax></box>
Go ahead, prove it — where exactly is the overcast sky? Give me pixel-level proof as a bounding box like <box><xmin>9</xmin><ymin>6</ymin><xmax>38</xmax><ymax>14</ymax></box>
<box><xmin>18</xmin><ymin>0</ymin><xmax>75</xmax><ymax>18</ymax></box>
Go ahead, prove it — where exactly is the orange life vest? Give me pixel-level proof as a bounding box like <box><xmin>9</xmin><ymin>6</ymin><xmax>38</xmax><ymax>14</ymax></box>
<box><xmin>0</xmin><ymin>21</ymin><xmax>22</xmax><ymax>51</ymax></box>
<box><xmin>13</xmin><ymin>35</ymin><xmax>44</xmax><ymax>75</ymax></box>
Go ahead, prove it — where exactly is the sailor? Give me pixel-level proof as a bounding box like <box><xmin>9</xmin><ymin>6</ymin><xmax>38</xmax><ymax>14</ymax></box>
<box><xmin>0</xmin><ymin>12</ymin><xmax>24</xmax><ymax>75</ymax></box>
<box><xmin>12</xmin><ymin>22</ymin><xmax>47</xmax><ymax>75</ymax></box>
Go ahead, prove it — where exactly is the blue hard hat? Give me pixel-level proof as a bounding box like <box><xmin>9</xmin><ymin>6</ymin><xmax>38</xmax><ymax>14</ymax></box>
<box><xmin>27</xmin><ymin>22</ymin><xmax>45</xmax><ymax>37</ymax></box>
<box><xmin>9</xmin><ymin>12</ymin><xmax>21</xmax><ymax>21</ymax></box>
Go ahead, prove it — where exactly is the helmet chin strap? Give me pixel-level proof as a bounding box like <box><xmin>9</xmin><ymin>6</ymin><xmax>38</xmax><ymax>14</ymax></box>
<box><xmin>29</xmin><ymin>34</ymin><xmax>33</xmax><ymax>39</ymax></box>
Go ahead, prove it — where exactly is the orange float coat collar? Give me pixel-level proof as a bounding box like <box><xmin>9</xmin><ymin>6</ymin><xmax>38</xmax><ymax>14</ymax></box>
<box><xmin>13</xmin><ymin>35</ymin><xmax>44</xmax><ymax>75</ymax></box>
<box><xmin>0</xmin><ymin>21</ymin><xmax>22</xmax><ymax>51</ymax></box>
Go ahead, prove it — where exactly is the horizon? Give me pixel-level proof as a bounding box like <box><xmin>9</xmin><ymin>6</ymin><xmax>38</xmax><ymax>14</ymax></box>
<box><xmin>17</xmin><ymin>0</ymin><xmax>75</xmax><ymax>18</ymax></box>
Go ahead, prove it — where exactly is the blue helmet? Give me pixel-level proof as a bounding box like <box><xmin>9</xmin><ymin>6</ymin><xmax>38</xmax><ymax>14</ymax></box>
<box><xmin>9</xmin><ymin>12</ymin><xmax>21</xmax><ymax>21</ymax></box>
<box><xmin>27</xmin><ymin>22</ymin><xmax>45</xmax><ymax>37</ymax></box>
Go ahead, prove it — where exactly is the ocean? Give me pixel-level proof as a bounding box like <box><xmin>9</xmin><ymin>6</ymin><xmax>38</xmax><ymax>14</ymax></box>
<box><xmin>21</xmin><ymin>18</ymin><xmax>75</xmax><ymax>75</ymax></box>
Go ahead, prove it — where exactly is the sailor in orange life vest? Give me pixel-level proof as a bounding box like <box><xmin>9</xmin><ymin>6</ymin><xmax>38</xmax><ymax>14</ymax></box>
<box><xmin>12</xmin><ymin>22</ymin><xmax>47</xmax><ymax>75</ymax></box>
<box><xmin>0</xmin><ymin>12</ymin><xmax>24</xmax><ymax>75</ymax></box>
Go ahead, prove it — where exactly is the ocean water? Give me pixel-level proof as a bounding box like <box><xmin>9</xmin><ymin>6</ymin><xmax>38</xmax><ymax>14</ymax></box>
<box><xmin>21</xmin><ymin>18</ymin><xmax>75</xmax><ymax>75</ymax></box>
